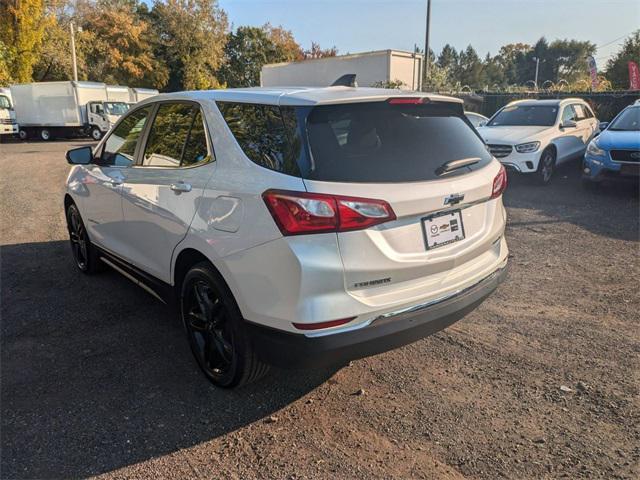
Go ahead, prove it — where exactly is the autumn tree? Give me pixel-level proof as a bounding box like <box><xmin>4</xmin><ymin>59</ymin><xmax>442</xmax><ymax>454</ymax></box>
<box><xmin>606</xmin><ymin>31</ymin><xmax>640</xmax><ymax>89</ymax></box>
<box><xmin>0</xmin><ymin>0</ymin><xmax>47</xmax><ymax>83</ymax></box>
<box><xmin>76</xmin><ymin>0</ymin><xmax>167</xmax><ymax>88</ymax></box>
<box><xmin>218</xmin><ymin>24</ymin><xmax>305</xmax><ymax>88</ymax></box>
<box><xmin>302</xmin><ymin>42</ymin><xmax>338</xmax><ymax>60</ymax></box>
<box><xmin>151</xmin><ymin>0</ymin><xmax>228</xmax><ymax>91</ymax></box>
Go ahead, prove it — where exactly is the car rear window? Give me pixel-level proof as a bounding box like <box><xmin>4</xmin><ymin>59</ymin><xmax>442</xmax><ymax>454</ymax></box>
<box><xmin>301</xmin><ymin>101</ymin><xmax>491</xmax><ymax>182</ymax></box>
<box><xmin>218</xmin><ymin>100</ymin><xmax>491</xmax><ymax>183</ymax></box>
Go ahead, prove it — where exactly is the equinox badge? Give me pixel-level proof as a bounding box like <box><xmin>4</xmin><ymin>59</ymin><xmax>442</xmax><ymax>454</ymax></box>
<box><xmin>444</xmin><ymin>193</ymin><xmax>465</xmax><ymax>205</ymax></box>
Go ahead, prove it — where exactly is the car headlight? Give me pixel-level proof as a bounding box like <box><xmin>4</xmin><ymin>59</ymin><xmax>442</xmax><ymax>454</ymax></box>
<box><xmin>586</xmin><ymin>140</ymin><xmax>605</xmax><ymax>157</ymax></box>
<box><xmin>515</xmin><ymin>141</ymin><xmax>541</xmax><ymax>153</ymax></box>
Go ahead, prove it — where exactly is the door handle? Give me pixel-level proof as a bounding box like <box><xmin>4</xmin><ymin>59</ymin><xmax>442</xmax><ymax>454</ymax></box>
<box><xmin>170</xmin><ymin>182</ymin><xmax>192</xmax><ymax>193</ymax></box>
<box><xmin>109</xmin><ymin>179</ymin><xmax>123</xmax><ymax>186</ymax></box>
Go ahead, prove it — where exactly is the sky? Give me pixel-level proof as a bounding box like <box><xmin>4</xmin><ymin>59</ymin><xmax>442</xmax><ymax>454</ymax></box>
<box><xmin>218</xmin><ymin>0</ymin><xmax>639</xmax><ymax>67</ymax></box>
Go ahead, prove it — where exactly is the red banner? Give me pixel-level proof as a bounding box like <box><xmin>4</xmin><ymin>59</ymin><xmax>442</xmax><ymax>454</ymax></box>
<box><xmin>629</xmin><ymin>61</ymin><xmax>640</xmax><ymax>91</ymax></box>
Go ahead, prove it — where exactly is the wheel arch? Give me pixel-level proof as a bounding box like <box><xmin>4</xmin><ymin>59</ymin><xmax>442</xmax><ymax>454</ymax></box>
<box><xmin>172</xmin><ymin>248</ymin><xmax>242</xmax><ymax>310</ymax></box>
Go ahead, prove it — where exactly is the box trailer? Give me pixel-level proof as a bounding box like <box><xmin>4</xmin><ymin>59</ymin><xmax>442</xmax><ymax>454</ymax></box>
<box><xmin>0</xmin><ymin>87</ymin><xmax>18</xmax><ymax>141</ymax></box>
<box><xmin>129</xmin><ymin>87</ymin><xmax>159</xmax><ymax>105</ymax></box>
<box><xmin>10</xmin><ymin>81</ymin><xmax>129</xmax><ymax>141</ymax></box>
<box><xmin>261</xmin><ymin>49</ymin><xmax>424</xmax><ymax>90</ymax></box>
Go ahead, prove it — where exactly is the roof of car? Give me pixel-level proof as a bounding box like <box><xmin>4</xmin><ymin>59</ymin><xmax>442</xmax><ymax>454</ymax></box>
<box><xmin>506</xmin><ymin>98</ymin><xmax>586</xmax><ymax>107</ymax></box>
<box><xmin>139</xmin><ymin>86</ymin><xmax>463</xmax><ymax>107</ymax></box>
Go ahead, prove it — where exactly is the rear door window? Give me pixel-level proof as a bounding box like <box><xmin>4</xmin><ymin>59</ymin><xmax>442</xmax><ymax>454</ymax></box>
<box><xmin>102</xmin><ymin>106</ymin><xmax>152</xmax><ymax>166</ymax></box>
<box><xmin>217</xmin><ymin>102</ymin><xmax>300</xmax><ymax>176</ymax></box>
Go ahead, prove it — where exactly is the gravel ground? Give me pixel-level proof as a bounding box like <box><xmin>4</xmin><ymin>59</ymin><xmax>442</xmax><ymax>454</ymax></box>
<box><xmin>1</xmin><ymin>139</ymin><xmax>638</xmax><ymax>479</ymax></box>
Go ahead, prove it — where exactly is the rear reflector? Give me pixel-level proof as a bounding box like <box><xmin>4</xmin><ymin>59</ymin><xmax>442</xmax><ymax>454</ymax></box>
<box><xmin>491</xmin><ymin>164</ymin><xmax>508</xmax><ymax>199</ymax></box>
<box><xmin>387</xmin><ymin>97</ymin><xmax>428</xmax><ymax>105</ymax></box>
<box><xmin>262</xmin><ymin>190</ymin><xmax>396</xmax><ymax>236</ymax></box>
<box><xmin>292</xmin><ymin>317</ymin><xmax>356</xmax><ymax>331</ymax></box>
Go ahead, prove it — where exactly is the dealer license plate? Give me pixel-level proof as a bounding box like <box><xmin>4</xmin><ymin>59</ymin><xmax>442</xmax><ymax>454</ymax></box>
<box><xmin>422</xmin><ymin>210</ymin><xmax>465</xmax><ymax>250</ymax></box>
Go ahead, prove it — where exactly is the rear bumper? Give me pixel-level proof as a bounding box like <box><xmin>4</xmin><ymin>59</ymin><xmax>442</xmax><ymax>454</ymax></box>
<box><xmin>246</xmin><ymin>262</ymin><xmax>508</xmax><ymax>368</ymax></box>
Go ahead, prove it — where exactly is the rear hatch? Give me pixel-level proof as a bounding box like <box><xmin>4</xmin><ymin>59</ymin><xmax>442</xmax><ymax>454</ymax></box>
<box><xmin>295</xmin><ymin>98</ymin><xmax>506</xmax><ymax>306</ymax></box>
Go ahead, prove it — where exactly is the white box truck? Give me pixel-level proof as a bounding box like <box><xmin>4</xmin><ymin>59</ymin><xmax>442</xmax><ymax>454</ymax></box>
<box><xmin>129</xmin><ymin>87</ymin><xmax>159</xmax><ymax>105</ymax></box>
<box><xmin>261</xmin><ymin>49</ymin><xmax>424</xmax><ymax>90</ymax></box>
<box><xmin>10</xmin><ymin>81</ymin><xmax>130</xmax><ymax>141</ymax></box>
<box><xmin>0</xmin><ymin>87</ymin><xmax>19</xmax><ymax>142</ymax></box>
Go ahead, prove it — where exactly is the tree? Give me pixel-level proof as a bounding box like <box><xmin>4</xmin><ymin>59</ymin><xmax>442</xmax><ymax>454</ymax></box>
<box><xmin>606</xmin><ymin>31</ymin><xmax>640</xmax><ymax>89</ymax></box>
<box><xmin>218</xmin><ymin>26</ymin><xmax>278</xmax><ymax>87</ymax></box>
<box><xmin>151</xmin><ymin>0</ymin><xmax>228</xmax><ymax>91</ymax></box>
<box><xmin>263</xmin><ymin>23</ymin><xmax>303</xmax><ymax>62</ymax></box>
<box><xmin>0</xmin><ymin>0</ymin><xmax>47</xmax><ymax>83</ymax></box>
<box><xmin>457</xmin><ymin>45</ymin><xmax>483</xmax><ymax>88</ymax></box>
<box><xmin>302</xmin><ymin>42</ymin><xmax>337</xmax><ymax>59</ymax></box>
<box><xmin>495</xmin><ymin>43</ymin><xmax>531</xmax><ymax>85</ymax></box>
<box><xmin>77</xmin><ymin>0</ymin><xmax>167</xmax><ymax>87</ymax></box>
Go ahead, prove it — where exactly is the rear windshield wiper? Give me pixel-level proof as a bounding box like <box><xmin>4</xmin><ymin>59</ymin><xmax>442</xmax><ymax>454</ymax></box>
<box><xmin>436</xmin><ymin>157</ymin><xmax>481</xmax><ymax>176</ymax></box>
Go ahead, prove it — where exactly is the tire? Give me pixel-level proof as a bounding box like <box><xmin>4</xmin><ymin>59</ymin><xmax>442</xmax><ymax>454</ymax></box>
<box><xmin>535</xmin><ymin>148</ymin><xmax>556</xmax><ymax>185</ymax></box>
<box><xmin>39</xmin><ymin>128</ymin><xmax>52</xmax><ymax>141</ymax></box>
<box><xmin>65</xmin><ymin>203</ymin><xmax>102</xmax><ymax>274</ymax></box>
<box><xmin>18</xmin><ymin>129</ymin><xmax>28</xmax><ymax>140</ymax></box>
<box><xmin>90</xmin><ymin>127</ymin><xmax>103</xmax><ymax>141</ymax></box>
<box><xmin>181</xmin><ymin>262</ymin><xmax>269</xmax><ymax>388</ymax></box>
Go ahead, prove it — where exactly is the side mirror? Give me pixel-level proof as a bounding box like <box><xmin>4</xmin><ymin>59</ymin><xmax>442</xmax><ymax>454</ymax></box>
<box><xmin>599</xmin><ymin>121</ymin><xmax>609</xmax><ymax>131</ymax></box>
<box><xmin>478</xmin><ymin>120</ymin><xmax>487</xmax><ymax>127</ymax></box>
<box><xmin>561</xmin><ymin>120</ymin><xmax>577</xmax><ymax>129</ymax></box>
<box><xmin>66</xmin><ymin>146</ymin><xmax>93</xmax><ymax>165</ymax></box>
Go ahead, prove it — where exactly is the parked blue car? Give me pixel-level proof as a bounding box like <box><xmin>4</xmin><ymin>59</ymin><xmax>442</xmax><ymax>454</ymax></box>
<box><xmin>583</xmin><ymin>104</ymin><xmax>640</xmax><ymax>185</ymax></box>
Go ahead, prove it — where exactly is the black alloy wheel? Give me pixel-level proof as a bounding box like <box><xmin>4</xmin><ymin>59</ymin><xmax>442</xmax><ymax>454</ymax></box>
<box><xmin>67</xmin><ymin>204</ymin><xmax>89</xmax><ymax>271</ymax></box>
<box><xmin>181</xmin><ymin>263</ymin><xmax>268</xmax><ymax>388</ymax></box>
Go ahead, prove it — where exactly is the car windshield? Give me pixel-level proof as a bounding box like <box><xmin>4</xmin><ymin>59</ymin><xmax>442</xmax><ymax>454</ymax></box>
<box><xmin>104</xmin><ymin>102</ymin><xmax>130</xmax><ymax>116</ymax></box>
<box><xmin>487</xmin><ymin>105</ymin><xmax>558</xmax><ymax>127</ymax></box>
<box><xmin>0</xmin><ymin>95</ymin><xmax>11</xmax><ymax>109</ymax></box>
<box><xmin>608</xmin><ymin>107</ymin><xmax>640</xmax><ymax>131</ymax></box>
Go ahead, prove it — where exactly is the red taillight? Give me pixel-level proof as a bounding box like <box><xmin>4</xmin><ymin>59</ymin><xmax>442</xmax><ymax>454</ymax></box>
<box><xmin>491</xmin><ymin>164</ymin><xmax>507</xmax><ymax>199</ymax></box>
<box><xmin>388</xmin><ymin>97</ymin><xmax>428</xmax><ymax>105</ymax></box>
<box><xmin>262</xmin><ymin>190</ymin><xmax>396</xmax><ymax>236</ymax></box>
<box><xmin>292</xmin><ymin>317</ymin><xmax>356</xmax><ymax>331</ymax></box>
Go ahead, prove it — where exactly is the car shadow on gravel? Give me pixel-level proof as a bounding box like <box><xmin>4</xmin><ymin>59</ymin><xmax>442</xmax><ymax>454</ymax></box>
<box><xmin>503</xmin><ymin>160</ymin><xmax>639</xmax><ymax>242</ymax></box>
<box><xmin>1</xmin><ymin>240</ymin><xmax>336</xmax><ymax>479</ymax></box>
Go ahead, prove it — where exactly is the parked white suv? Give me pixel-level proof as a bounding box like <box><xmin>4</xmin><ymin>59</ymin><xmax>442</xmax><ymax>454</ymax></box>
<box><xmin>478</xmin><ymin>99</ymin><xmax>598</xmax><ymax>184</ymax></box>
<box><xmin>64</xmin><ymin>87</ymin><xmax>509</xmax><ymax>388</ymax></box>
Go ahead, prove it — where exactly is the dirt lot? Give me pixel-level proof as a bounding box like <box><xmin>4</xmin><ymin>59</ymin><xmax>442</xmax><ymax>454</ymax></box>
<box><xmin>1</xmin><ymin>139</ymin><xmax>638</xmax><ymax>479</ymax></box>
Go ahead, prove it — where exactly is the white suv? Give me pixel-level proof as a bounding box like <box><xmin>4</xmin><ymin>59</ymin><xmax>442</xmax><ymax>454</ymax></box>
<box><xmin>478</xmin><ymin>98</ymin><xmax>598</xmax><ymax>184</ymax></box>
<box><xmin>64</xmin><ymin>87</ymin><xmax>509</xmax><ymax>388</ymax></box>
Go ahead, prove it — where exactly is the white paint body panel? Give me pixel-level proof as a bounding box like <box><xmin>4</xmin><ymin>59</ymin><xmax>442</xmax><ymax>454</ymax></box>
<box><xmin>66</xmin><ymin>87</ymin><xmax>508</xmax><ymax>336</ymax></box>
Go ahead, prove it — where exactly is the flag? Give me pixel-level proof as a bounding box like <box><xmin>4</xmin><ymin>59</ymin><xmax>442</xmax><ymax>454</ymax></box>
<box><xmin>628</xmin><ymin>61</ymin><xmax>640</xmax><ymax>90</ymax></box>
<box><xmin>586</xmin><ymin>56</ymin><xmax>599</xmax><ymax>89</ymax></box>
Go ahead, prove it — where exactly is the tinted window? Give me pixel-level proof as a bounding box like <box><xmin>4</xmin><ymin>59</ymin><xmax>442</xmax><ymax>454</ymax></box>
<box><xmin>102</xmin><ymin>106</ymin><xmax>151</xmax><ymax>166</ymax></box>
<box><xmin>143</xmin><ymin>103</ymin><xmax>194</xmax><ymax>167</ymax></box>
<box><xmin>302</xmin><ymin>101</ymin><xmax>491</xmax><ymax>183</ymax></box>
<box><xmin>182</xmin><ymin>110</ymin><xmax>210</xmax><ymax>167</ymax></box>
<box><xmin>217</xmin><ymin>102</ymin><xmax>300</xmax><ymax>175</ymax></box>
<box><xmin>488</xmin><ymin>105</ymin><xmax>558</xmax><ymax>127</ymax></box>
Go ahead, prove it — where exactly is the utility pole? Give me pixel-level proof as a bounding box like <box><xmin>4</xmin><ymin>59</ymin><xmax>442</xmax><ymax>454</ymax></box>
<box><xmin>533</xmin><ymin>57</ymin><xmax>540</xmax><ymax>90</ymax></box>
<box><xmin>424</xmin><ymin>0</ymin><xmax>432</xmax><ymax>88</ymax></box>
<box><xmin>70</xmin><ymin>22</ymin><xmax>78</xmax><ymax>82</ymax></box>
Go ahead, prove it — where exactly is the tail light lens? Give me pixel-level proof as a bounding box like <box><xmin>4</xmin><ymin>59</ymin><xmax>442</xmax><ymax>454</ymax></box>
<box><xmin>262</xmin><ymin>190</ymin><xmax>396</xmax><ymax>236</ymax></box>
<box><xmin>491</xmin><ymin>164</ymin><xmax>507</xmax><ymax>199</ymax></box>
<box><xmin>292</xmin><ymin>317</ymin><xmax>356</xmax><ymax>331</ymax></box>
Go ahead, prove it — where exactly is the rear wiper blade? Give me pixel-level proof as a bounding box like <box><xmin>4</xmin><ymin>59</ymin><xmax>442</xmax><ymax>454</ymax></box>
<box><xmin>436</xmin><ymin>157</ymin><xmax>481</xmax><ymax>176</ymax></box>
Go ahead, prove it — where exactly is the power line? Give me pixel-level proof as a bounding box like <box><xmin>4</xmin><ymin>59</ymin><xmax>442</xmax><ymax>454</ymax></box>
<box><xmin>595</xmin><ymin>31</ymin><xmax>636</xmax><ymax>50</ymax></box>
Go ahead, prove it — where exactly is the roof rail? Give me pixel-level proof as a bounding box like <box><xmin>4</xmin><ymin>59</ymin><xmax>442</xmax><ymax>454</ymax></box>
<box><xmin>331</xmin><ymin>74</ymin><xmax>357</xmax><ymax>88</ymax></box>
